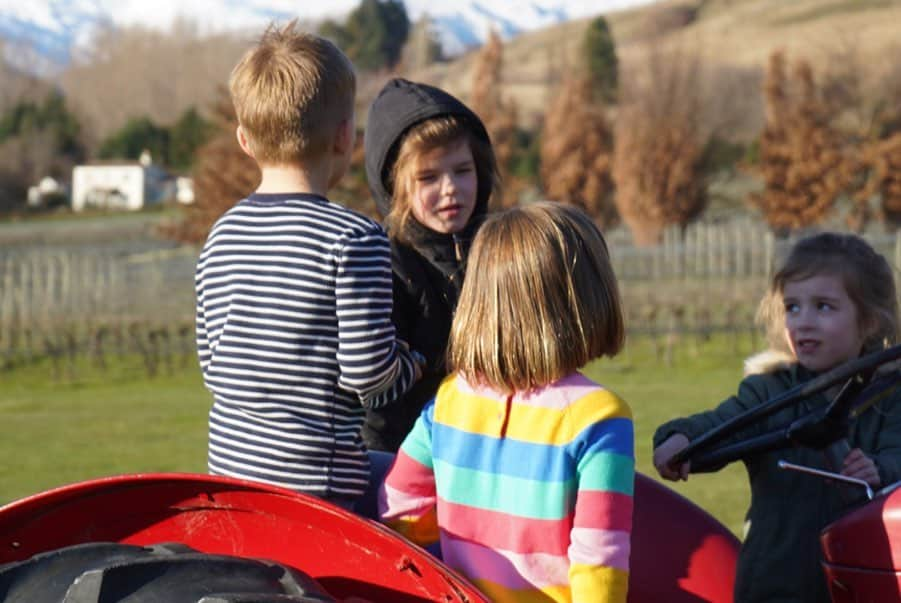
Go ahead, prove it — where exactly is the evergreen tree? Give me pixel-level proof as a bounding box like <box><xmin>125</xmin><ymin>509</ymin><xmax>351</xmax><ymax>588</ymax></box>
<box><xmin>40</xmin><ymin>91</ymin><xmax>83</xmax><ymax>158</ymax></box>
<box><xmin>0</xmin><ymin>90</ymin><xmax>84</xmax><ymax>210</ymax></box>
<box><xmin>0</xmin><ymin>91</ymin><xmax>82</xmax><ymax>158</ymax></box>
<box><xmin>318</xmin><ymin>19</ymin><xmax>352</xmax><ymax>55</ymax></box>
<box><xmin>583</xmin><ymin>16</ymin><xmax>618</xmax><ymax>103</ymax></box>
<box><xmin>321</xmin><ymin>0</ymin><xmax>409</xmax><ymax>71</ymax></box>
<box><xmin>168</xmin><ymin>107</ymin><xmax>214</xmax><ymax>172</ymax></box>
<box><xmin>163</xmin><ymin>91</ymin><xmax>260</xmax><ymax>243</ymax></box>
<box><xmin>98</xmin><ymin>117</ymin><xmax>169</xmax><ymax>163</ymax></box>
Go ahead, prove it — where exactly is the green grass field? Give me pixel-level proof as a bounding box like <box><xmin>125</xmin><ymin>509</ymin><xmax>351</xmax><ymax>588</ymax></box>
<box><xmin>0</xmin><ymin>336</ymin><xmax>752</xmax><ymax>537</ymax></box>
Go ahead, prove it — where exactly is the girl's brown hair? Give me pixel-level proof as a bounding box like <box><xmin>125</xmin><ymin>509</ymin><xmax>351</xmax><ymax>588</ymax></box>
<box><xmin>448</xmin><ymin>201</ymin><xmax>624</xmax><ymax>393</ymax></box>
<box><xmin>385</xmin><ymin>115</ymin><xmax>499</xmax><ymax>240</ymax></box>
<box><xmin>757</xmin><ymin>232</ymin><xmax>900</xmax><ymax>356</ymax></box>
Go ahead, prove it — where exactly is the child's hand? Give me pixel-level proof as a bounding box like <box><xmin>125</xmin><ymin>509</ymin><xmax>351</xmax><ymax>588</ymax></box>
<box><xmin>411</xmin><ymin>350</ymin><xmax>426</xmax><ymax>381</ymax></box>
<box><xmin>842</xmin><ymin>447</ymin><xmax>881</xmax><ymax>488</ymax></box>
<box><xmin>653</xmin><ymin>433</ymin><xmax>691</xmax><ymax>481</ymax></box>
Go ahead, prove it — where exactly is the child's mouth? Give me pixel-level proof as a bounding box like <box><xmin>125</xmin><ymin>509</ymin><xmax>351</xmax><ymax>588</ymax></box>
<box><xmin>796</xmin><ymin>339</ymin><xmax>820</xmax><ymax>353</ymax></box>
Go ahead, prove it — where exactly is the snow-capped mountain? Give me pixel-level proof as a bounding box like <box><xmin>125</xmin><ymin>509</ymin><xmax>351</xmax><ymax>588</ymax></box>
<box><xmin>0</xmin><ymin>0</ymin><xmax>659</xmax><ymax>72</ymax></box>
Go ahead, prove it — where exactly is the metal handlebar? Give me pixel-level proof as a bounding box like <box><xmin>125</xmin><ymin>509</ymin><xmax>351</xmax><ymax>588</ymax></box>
<box><xmin>777</xmin><ymin>459</ymin><xmax>874</xmax><ymax>500</ymax></box>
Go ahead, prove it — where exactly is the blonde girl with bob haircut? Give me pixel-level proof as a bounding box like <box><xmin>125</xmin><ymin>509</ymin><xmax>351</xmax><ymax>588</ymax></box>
<box><xmin>380</xmin><ymin>201</ymin><xmax>635</xmax><ymax>603</ymax></box>
<box><xmin>653</xmin><ymin>232</ymin><xmax>901</xmax><ymax>603</ymax></box>
<box><xmin>449</xmin><ymin>201</ymin><xmax>624</xmax><ymax>391</ymax></box>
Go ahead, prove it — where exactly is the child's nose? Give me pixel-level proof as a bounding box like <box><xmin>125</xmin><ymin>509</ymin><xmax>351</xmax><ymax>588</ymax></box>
<box><xmin>441</xmin><ymin>174</ymin><xmax>456</xmax><ymax>194</ymax></box>
<box><xmin>792</xmin><ymin>307</ymin><xmax>815</xmax><ymax>328</ymax></box>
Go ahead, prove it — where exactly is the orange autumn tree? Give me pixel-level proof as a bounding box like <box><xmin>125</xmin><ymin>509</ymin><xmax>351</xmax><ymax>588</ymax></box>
<box><xmin>540</xmin><ymin>73</ymin><xmax>617</xmax><ymax>227</ymax></box>
<box><xmin>853</xmin><ymin>133</ymin><xmax>901</xmax><ymax>226</ymax></box>
<box><xmin>470</xmin><ymin>30</ymin><xmax>520</xmax><ymax>208</ymax></box>
<box><xmin>749</xmin><ymin>51</ymin><xmax>854</xmax><ymax>233</ymax></box>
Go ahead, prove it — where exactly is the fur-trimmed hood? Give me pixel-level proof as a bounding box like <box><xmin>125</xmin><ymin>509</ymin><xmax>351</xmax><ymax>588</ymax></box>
<box><xmin>743</xmin><ymin>349</ymin><xmax>797</xmax><ymax>376</ymax></box>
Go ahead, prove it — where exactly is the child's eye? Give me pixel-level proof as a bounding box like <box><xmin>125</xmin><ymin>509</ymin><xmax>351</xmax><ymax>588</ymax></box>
<box><xmin>784</xmin><ymin>303</ymin><xmax>799</xmax><ymax>313</ymax></box>
<box><xmin>416</xmin><ymin>173</ymin><xmax>437</xmax><ymax>183</ymax></box>
<box><xmin>817</xmin><ymin>302</ymin><xmax>834</xmax><ymax>311</ymax></box>
<box><xmin>455</xmin><ymin>165</ymin><xmax>474</xmax><ymax>175</ymax></box>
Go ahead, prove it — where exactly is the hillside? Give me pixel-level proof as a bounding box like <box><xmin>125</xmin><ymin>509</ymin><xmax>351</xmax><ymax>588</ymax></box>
<box><xmin>404</xmin><ymin>0</ymin><xmax>901</xmax><ymax>138</ymax></box>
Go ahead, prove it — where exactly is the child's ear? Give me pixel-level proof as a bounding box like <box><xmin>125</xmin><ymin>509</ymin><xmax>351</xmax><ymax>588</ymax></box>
<box><xmin>235</xmin><ymin>126</ymin><xmax>255</xmax><ymax>158</ymax></box>
<box><xmin>334</xmin><ymin>119</ymin><xmax>354</xmax><ymax>155</ymax></box>
<box><xmin>861</xmin><ymin>315</ymin><xmax>881</xmax><ymax>341</ymax></box>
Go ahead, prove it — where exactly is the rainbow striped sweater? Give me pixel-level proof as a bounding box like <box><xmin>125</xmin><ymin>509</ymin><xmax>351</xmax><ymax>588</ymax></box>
<box><xmin>379</xmin><ymin>372</ymin><xmax>634</xmax><ymax>603</ymax></box>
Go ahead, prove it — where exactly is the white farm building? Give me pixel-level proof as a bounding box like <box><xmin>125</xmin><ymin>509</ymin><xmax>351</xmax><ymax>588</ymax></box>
<box><xmin>71</xmin><ymin>153</ymin><xmax>172</xmax><ymax>212</ymax></box>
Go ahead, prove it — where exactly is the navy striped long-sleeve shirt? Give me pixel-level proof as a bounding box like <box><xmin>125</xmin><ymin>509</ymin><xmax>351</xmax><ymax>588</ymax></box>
<box><xmin>195</xmin><ymin>193</ymin><xmax>418</xmax><ymax>499</ymax></box>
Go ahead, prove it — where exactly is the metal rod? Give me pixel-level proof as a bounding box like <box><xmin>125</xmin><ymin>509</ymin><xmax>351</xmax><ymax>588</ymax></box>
<box><xmin>777</xmin><ymin>459</ymin><xmax>874</xmax><ymax>500</ymax></box>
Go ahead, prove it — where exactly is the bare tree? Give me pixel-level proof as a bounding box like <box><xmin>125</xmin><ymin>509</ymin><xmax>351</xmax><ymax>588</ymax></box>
<box><xmin>398</xmin><ymin>15</ymin><xmax>443</xmax><ymax>73</ymax></box>
<box><xmin>61</xmin><ymin>20</ymin><xmax>250</xmax><ymax>151</ymax></box>
<box><xmin>612</xmin><ymin>41</ymin><xmax>707</xmax><ymax>246</ymax></box>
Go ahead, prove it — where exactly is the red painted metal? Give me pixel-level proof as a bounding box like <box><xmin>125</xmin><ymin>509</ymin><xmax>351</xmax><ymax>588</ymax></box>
<box><xmin>820</xmin><ymin>486</ymin><xmax>901</xmax><ymax>602</ymax></box>
<box><xmin>0</xmin><ymin>472</ymin><xmax>741</xmax><ymax>602</ymax></box>
<box><xmin>0</xmin><ymin>473</ymin><xmax>487</xmax><ymax>602</ymax></box>
<box><xmin>629</xmin><ymin>473</ymin><xmax>740</xmax><ymax>602</ymax></box>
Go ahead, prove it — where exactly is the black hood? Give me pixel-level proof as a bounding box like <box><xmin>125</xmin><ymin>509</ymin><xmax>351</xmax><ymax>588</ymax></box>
<box><xmin>364</xmin><ymin>78</ymin><xmax>493</xmax><ymax>220</ymax></box>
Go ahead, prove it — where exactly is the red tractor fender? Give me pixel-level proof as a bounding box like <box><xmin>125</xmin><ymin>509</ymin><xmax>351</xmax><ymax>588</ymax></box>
<box><xmin>0</xmin><ymin>472</ymin><xmax>739</xmax><ymax>602</ymax></box>
<box><xmin>629</xmin><ymin>473</ymin><xmax>740</xmax><ymax>602</ymax></box>
<box><xmin>0</xmin><ymin>473</ymin><xmax>487</xmax><ymax>602</ymax></box>
<box><xmin>820</xmin><ymin>485</ymin><xmax>901</xmax><ymax>602</ymax></box>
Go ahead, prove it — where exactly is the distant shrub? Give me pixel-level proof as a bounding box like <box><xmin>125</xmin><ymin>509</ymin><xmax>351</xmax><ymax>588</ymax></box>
<box><xmin>701</xmin><ymin>136</ymin><xmax>748</xmax><ymax>174</ymax></box>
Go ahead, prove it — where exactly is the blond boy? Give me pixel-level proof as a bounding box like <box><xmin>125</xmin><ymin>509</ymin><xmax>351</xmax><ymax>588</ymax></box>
<box><xmin>195</xmin><ymin>22</ymin><xmax>420</xmax><ymax>506</ymax></box>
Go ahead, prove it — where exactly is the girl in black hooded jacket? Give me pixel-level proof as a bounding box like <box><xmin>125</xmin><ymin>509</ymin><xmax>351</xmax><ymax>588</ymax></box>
<box><xmin>362</xmin><ymin>78</ymin><xmax>500</xmax><ymax>452</ymax></box>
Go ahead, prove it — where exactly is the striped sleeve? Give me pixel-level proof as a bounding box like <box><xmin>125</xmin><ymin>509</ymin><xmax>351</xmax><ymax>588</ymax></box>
<box><xmin>195</xmin><ymin>270</ymin><xmax>210</xmax><ymax>374</ymax></box>
<box><xmin>379</xmin><ymin>403</ymin><xmax>439</xmax><ymax>544</ymax></box>
<box><xmin>335</xmin><ymin>227</ymin><xmax>418</xmax><ymax>407</ymax></box>
<box><xmin>569</xmin><ymin>410</ymin><xmax>634</xmax><ymax>603</ymax></box>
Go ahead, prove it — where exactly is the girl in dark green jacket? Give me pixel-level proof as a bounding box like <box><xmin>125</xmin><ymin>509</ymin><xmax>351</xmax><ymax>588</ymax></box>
<box><xmin>653</xmin><ymin>232</ymin><xmax>901</xmax><ymax>603</ymax></box>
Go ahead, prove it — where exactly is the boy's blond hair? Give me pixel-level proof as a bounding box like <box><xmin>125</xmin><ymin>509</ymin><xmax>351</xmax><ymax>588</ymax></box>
<box><xmin>387</xmin><ymin>115</ymin><xmax>499</xmax><ymax>240</ymax></box>
<box><xmin>229</xmin><ymin>21</ymin><xmax>356</xmax><ymax>164</ymax></box>
<box><xmin>757</xmin><ymin>232</ymin><xmax>900</xmax><ymax>357</ymax></box>
<box><xmin>449</xmin><ymin>201</ymin><xmax>624</xmax><ymax>393</ymax></box>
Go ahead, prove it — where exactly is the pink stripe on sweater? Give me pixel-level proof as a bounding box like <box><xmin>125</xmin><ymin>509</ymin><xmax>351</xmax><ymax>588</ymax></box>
<box><xmin>442</xmin><ymin>535</ymin><xmax>569</xmax><ymax>589</ymax></box>
<box><xmin>379</xmin><ymin>483</ymin><xmax>433</xmax><ymax>519</ymax></box>
<box><xmin>574</xmin><ymin>490</ymin><xmax>633</xmax><ymax>531</ymax></box>
<box><xmin>569</xmin><ymin>527</ymin><xmax>631</xmax><ymax>571</ymax></box>
<box><xmin>382</xmin><ymin>449</ymin><xmax>435</xmax><ymax>498</ymax></box>
<box><xmin>454</xmin><ymin>372</ymin><xmax>604</xmax><ymax>409</ymax></box>
<box><xmin>438</xmin><ymin>499</ymin><xmax>572</xmax><ymax>556</ymax></box>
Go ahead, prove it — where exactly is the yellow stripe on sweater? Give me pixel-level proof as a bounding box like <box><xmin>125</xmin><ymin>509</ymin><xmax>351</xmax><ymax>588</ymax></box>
<box><xmin>470</xmin><ymin>564</ymin><xmax>628</xmax><ymax>603</ymax></box>
<box><xmin>433</xmin><ymin>383</ymin><xmax>632</xmax><ymax>445</ymax></box>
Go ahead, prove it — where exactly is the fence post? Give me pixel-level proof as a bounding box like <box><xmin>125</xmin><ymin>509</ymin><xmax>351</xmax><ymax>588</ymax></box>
<box><xmin>764</xmin><ymin>231</ymin><xmax>775</xmax><ymax>278</ymax></box>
